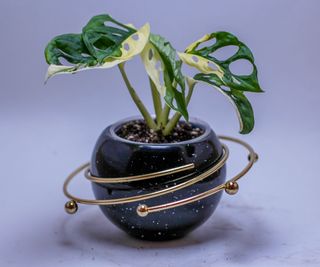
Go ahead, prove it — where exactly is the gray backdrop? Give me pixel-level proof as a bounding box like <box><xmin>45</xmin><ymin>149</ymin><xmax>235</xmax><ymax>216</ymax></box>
<box><xmin>1</xmin><ymin>0</ymin><xmax>319</xmax><ymax>266</ymax></box>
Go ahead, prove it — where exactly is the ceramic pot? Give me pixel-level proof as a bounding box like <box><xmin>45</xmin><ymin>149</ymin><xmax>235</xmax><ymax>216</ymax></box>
<box><xmin>91</xmin><ymin>117</ymin><xmax>226</xmax><ymax>241</ymax></box>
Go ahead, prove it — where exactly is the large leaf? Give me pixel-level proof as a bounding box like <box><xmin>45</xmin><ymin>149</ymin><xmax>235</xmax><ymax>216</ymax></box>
<box><xmin>82</xmin><ymin>14</ymin><xmax>137</xmax><ymax>62</ymax></box>
<box><xmin>141</xmin><ymin>34</ymin><xmax>188</xmax><ymax>120</ymax></box>
<box><xmin>179</xmin><ymin>31</ymin><xmax>263</xmax><ymax>133</ymax></box>
<box><xmin>178</xmin><ymin>31</ymin><xmax>263</xmax><ymax>93</ymax></box>
<box><xmin>45</xmin><ymin>17</ymin><xmax>150</xmax><ymax>80</ymax></box>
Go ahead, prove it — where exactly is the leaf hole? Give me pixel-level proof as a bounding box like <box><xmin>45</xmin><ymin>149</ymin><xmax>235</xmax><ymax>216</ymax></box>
<box><xmin>192</xmin><ymin>56</ymin><xmax>199</xmax><ymax>63</ymax></box>
<box><xmin>207</xmin><ymin>61</ymin><xmax>218</xmax><ymax>71</ymax></box>
<box><xmin>210</xmin><ymin>45</ymin><xmax>238</xmax><ymax>61</ymax></box>
<box><xmin>148</xmin><ymin>49</ymin><xmax>154</xmax><ymax>60</ymax></box>
<box><xmin>159</xmin><ymin>71</ymin><xmax>164</xmax><ymax>86</ymax></box>
<box><xmin>123</xmin><ymin>43</ymin><xmax>130</xmax><ymax>51</ymax></box>
<box><xmin>155</xmin><ymin>61</ymin><xmax>162</xmax><ymax>70</ymax></box>
<box><xmin>221</xmin><ymin>85</ymin><xmax>231</xmax><ymax>92</ymax></box>
<box><xmin>58</xmin><ymin>57</ymin><xmax>73</xmax><ymax>66</ymax></box>
<box><xmin>229</xmin><ymin>59</ymin><xmax>253</xmax><ymax>76</ymax></box>
<box><xmin>132</xmin><ymin>34</ymin><xmax>139</xmax><ymax>41</ymax></box>
<box><xmin>175</xmin><ymin>85</ymin><xmax>183</xmax><ymax>93</ymax></box>
<box><xmin>103</xmin><ymin>21</ymin><xmax>122</xmax><ymax>29</ymax></box>
<box><xmin>197</xmin><ymin>38</ymin><xmax>217</xmax><ymax>50</ymax></box>
<box><xmin>160</xmin><ymin>74</ymin><xmax>164</xmax><ymax>84</ymax></box>
<box><xmin>172</xmin><ymin>99</ymin><xmax>178</xmax><ymax>109</ymax></box>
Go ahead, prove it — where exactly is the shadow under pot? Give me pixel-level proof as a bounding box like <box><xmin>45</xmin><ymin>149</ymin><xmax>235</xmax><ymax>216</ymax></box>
<box><xmin>90</xmin><ymin>117</ymin><xmax>226</xmax><ymax>241</ymax></box>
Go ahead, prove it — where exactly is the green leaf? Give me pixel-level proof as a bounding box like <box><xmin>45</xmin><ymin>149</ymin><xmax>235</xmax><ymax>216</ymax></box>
<box><xmin>44</xmin><ymin>33</ymin><xmax>98</xmax><ymax>80</ymax></box>
<box><xmin>179</xmin><ymin>31</ymin><xmax>263</xmax><ymax>93</ymax></box>
<box><xmin>82</xmin><ymin>14</ymin><xmax>137</xmax><ymax>62</ymax></box>
<box><xmin>45</xmin><ymin>33</ymin><xmax>97</xmax><ymax>66</ymax></box>
<box><xmin>179</xmin><ymin>31</ymin><xmax>263</xmax><ymax>133</ymax></box>
<box><xmin>44</xmin><ymin>14</ymin><xmax>150</xmax><ymax>81</ymax></box>
<box><xmin>194</xmin><ymin>73</ymin><xmax>254</xmax><ymax>134</ymax></box>
<box><xmin>141</xmin><ymin>34</ymin><xmax>188</xmax><ymax>120</ymax></box>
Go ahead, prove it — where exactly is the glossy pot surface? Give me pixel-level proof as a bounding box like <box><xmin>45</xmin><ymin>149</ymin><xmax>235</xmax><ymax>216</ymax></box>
<box><xmin>91</xmin><ymin>117</ymin><xmax>226</xmax><ymax>240</ymax></box>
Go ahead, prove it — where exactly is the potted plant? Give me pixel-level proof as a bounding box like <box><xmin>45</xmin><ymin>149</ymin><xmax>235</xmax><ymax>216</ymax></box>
<box><xmin>45</xmin><ymin>14</ymin><xmax>263</xmax><ymax>240</ymax></box>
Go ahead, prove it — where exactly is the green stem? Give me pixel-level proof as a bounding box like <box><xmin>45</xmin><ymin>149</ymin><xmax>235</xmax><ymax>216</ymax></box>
<box><xmin>158</xmin><ymin>79</ymin><xmax>177</xmax><ymax>130</ymax></box>
<box><xmin>149</xmin><ymin>78</ymin><xmax>162</xmax><ymax>125</ymax></box>
<box><xmin>163</xmin><ymin>78</ymin><xmax>196</xmax><ymax>136</ymax></box>
<box><xmin>158</xmin><ymin>103</ymin><xmax>171</xmax><ymax>129</ymax></box>
<box><xmin>118</xmin><ymin>63</ymin><xmax>157</xmax><ymax>130</ymax></box>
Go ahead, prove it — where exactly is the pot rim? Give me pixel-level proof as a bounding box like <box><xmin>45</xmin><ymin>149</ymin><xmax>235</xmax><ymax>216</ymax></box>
<box><xmin>109</xmin><ymin>116</ymin><xmax>212</xmax><ymax>146</ymax></box>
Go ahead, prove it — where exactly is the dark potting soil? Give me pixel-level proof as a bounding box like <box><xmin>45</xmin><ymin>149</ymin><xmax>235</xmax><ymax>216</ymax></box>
<box><xmin>116</xmin><ymin>120</ymin><xmax>204</xmax><ymax>143</ymax></box>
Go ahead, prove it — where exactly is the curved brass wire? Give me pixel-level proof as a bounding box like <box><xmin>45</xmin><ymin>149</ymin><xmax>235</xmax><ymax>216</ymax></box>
<box><xmin>84</xmin><ymin>163</ymin><xmax>195</xmax><ymax>183</ymax></box>
<box><xmin>63</xmin><ymin>135</ymin><xmax>258</xmax><ymax>216</ymax></box>
<box><xmin>146</xmin><ymin>135</ymin><xmax>258</xmax><ymax>215</ymax></box>
<box><xmin>63</xmin><ymin>144</ymin><xmax>229</xmax><ymax>205</ymax></box>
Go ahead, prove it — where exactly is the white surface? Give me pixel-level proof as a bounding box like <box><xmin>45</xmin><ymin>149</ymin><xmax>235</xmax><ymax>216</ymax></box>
<box><xmin>1</xmin><ymin>0</ymin><xmax>320</xmax><ymax>266</ymax></box>
<box><xmin>1</xmin><ymin>115</ymin><xmax>320</xmax><ymax>267</ymax></box>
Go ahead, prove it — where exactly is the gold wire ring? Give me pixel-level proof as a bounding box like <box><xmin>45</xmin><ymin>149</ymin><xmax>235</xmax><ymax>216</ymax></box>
<box><xmin>63</xmin><ymin>135</ymin><xmax>258</xmax><ymax>216</ymax></box>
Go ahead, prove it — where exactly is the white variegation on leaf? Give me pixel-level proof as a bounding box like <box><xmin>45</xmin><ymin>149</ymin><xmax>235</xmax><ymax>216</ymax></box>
<box><xmin>185</xmin><ymin>34</ymin><xmax>211</xmax><ymax>52</ymax></box>
<box><xmin>140</xmin><ymin>42</ymin><xmax>166</xmax><ymax>96</ymax></box>
<box><xmin>179</xmin><ymin>31</ymin><xmax>263</xmax><ymax>134</ymax></box>
<box><xmin>45</xmin><ymin>23</ymin><xmax>150</xmax><ymax>81</ymax></box>
<box><xmin>178</xmin><ymin>52</ymin><xmax>223</xmax><ymax>79</ymax></box>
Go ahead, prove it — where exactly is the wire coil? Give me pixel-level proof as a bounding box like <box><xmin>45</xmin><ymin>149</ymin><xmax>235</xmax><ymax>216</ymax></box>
<box><xmin>63</xmin><ymin>135</ymin><xmax>258</xmax><ymax>216</ymax></box>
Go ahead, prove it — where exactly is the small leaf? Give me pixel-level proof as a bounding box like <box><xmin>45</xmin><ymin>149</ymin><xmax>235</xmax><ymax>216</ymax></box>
<box><xmin>45</xmin><ymin>33</ymin><xmax>97</xmax><ymax>66</ymax></box>
<box><xmin>44</xmin><ymin>33</ymin><xmax>97</xmax><ymax>80</ymax></box>
<box><xmin>141</xmin><ymin>34</ymin><xmax>188</xmax><ymax>120</ymax></box>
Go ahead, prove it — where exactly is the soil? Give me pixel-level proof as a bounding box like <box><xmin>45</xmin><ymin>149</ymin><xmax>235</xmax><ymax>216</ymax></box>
<box><xmin>116</xmin><ymin>120</ymin><xmax>204</xmax><ymax>143</ymax></box>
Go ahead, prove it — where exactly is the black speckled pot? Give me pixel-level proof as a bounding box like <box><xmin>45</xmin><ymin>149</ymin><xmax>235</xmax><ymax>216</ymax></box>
<box><xmin>91</xmin><ymin>117</ymin><xmax>226</xmax><ymax>241</ymax></box>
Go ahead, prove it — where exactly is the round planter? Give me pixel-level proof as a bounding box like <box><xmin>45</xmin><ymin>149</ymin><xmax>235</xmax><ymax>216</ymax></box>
<box><xmin>90</xmin><ymin>117</ymin><xmax>226</xmax><ymax>240</ymax></box>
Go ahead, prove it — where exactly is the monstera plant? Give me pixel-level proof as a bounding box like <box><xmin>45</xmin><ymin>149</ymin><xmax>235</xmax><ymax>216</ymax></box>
<box><xmin>46</xmin><ymin>14</ymin><xmax>263</xmax><ymax>241</ymax></box>
<box><xmin>45</xmin><ymin>14</ymin><xmax>262</xmax><ymax>136</ymax></box>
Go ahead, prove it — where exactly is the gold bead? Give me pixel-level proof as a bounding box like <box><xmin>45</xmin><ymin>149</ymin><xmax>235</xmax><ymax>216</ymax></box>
<box><xmin>225</xmin><ymin>181</ymin><xmax>239</xmax><ymax>195</ymax></box>
<box><xmin>248</xmin><ymin>153</ymin><xmax>259</xmax><ymax>163</ymax></box>
<box><xmin>65</xmin><ymin>200</ymin><xmax>78</xmax><ymax>214</ymax></box>
<box><xmin>136</xmin><ymin>204</ymin><xmax>149</xmax><ymax>217</ymax></box>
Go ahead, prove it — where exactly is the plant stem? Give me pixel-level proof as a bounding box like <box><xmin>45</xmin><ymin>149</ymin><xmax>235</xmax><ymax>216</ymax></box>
<box><xmin>158</xmin><ymin>103</ymin><xmax>171</xmax><ymax>129</ymax></box>
<box><xmin>163</xmin><ymin>78</ymin><xmax>196</xmax><ymax>136</ymax></box>
<box><xmin>118</xmin><ymin>63</ymin><xmax>157</xmax><ymax>130</ymax></box>
<box><xmin>158</xmin><ymin>79</ymin><xmax>178</xmax><ymax>130</ymax></box>
<box><xmin>149</xmin><ymin>78</ymin><xmax>162</xmax><ymax>125</ymax></box>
